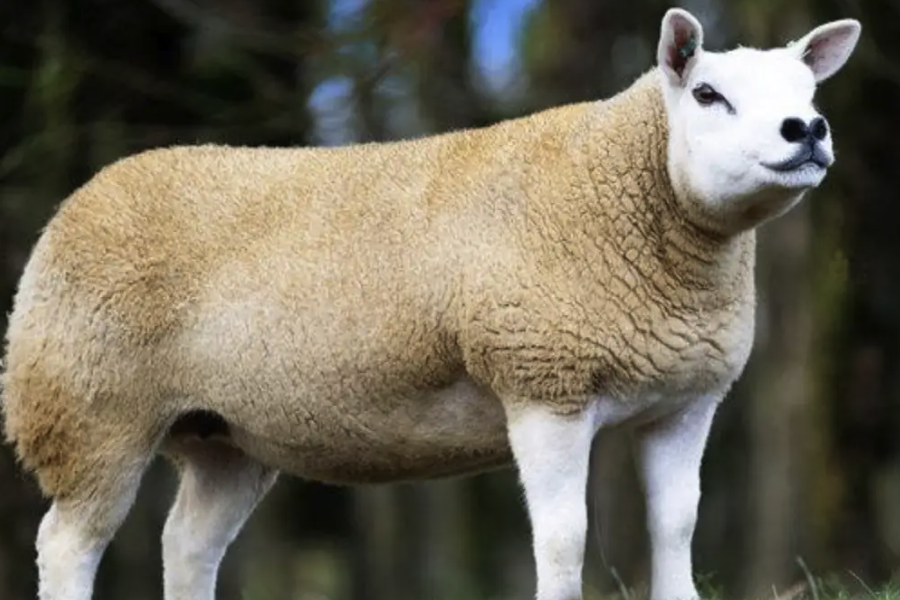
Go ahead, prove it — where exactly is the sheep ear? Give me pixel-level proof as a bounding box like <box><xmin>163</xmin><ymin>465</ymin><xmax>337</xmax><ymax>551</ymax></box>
<box><xmin>657</xmin><ymin>8</ymin><xmax>704</xmax><ymax>87</ymax></box>
<box><xmin>787</xmin><ymin>19</ymin><xmax>861</xmax><ymax>83</ymax></box>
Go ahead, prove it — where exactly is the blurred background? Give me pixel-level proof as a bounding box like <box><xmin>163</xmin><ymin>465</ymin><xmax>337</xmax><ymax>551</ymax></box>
<box><xmin>0</xmin><ymin>0</ymin><xmax>898</xmax><ymax>599</ymax></box>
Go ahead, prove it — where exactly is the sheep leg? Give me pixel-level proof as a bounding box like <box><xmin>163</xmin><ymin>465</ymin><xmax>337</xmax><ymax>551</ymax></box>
<box><xmin>634</xmin><ymin>396</ymin><xmax>720</xmax><ymax>600</ymax></box>
<box><xmin>161</xmin><ymin>438</ymin><xmax>277</xmax><ymax>600</ymax></box>
<box><xmin>505</xmin><ymin>403</ymin><xmax>599</xmax><ymax>600</ymax></box>
<box><xmin>36</xmin><ymin>459</ymin><xmax>148</xmax><ymax>600</ymax></box>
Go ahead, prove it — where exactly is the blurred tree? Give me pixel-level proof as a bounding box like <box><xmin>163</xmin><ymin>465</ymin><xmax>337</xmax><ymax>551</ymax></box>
<box><xmin>0</xmin><ymin>1</ymin><xmax>322</xmax><ymax>599</ymax></box>
<box><xmin>813</xmin><ymin>0</ymin><xmax>900</xmax><ymax>585</ymax></box>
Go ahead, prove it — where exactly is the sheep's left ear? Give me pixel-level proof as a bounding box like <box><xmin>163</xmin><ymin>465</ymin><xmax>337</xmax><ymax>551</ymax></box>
<box><xmin>787</xmin><ymin>19</ymin><xmax>862</xmax><ymax>83</ymax></box>
<box><xmin>657</xmin><ymin>8</ymin><xmax>705</xmax><ymax>87</ymax></box>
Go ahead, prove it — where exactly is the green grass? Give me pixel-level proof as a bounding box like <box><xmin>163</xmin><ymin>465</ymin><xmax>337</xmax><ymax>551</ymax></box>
<box><xmin>238</xmin><ymin>563</ymin><xmax>900</xmax><ymax>600</ymax></box>
<box><xmin>580</xmin><ymin>574</ymin><xmax>900</xmax><ymax>600</ymax></box>
<box><xmin>241</xmin><ymin>580</ymin><xmax>900</xmax><ymax>600</ymax></box>
<box><xmin>751</xmin><ymin>578</ymin><xmax>900</xmax><ymax>600</ymax></box>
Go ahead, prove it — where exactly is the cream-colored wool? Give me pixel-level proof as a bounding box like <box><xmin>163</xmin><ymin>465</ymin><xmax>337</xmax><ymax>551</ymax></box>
<box><xmin>0</xmin><ymin>8</ymin><xmax>862</xmax><ymax>600</ymax></box>
<box><xmin>2</xmin><ymin>69</ymin><xmax>753</xmax><ymax>494</ymax></box>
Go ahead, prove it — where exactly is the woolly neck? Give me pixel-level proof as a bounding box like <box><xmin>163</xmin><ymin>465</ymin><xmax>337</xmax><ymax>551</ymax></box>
<box><xmin>573</xmin><ymin>67</ymin><xmax>756</xmax><ymax>311</ymax></box>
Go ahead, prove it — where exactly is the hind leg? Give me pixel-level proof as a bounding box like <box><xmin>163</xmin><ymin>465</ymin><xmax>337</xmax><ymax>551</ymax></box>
<box><xmin>161</xmin><ymin>437</ymin><xmax>277</xmax><ymax>600</ymax></box>
<box><xmin>36</xmin><ymin>454</ymin><xmax>150</xmax><ymax>600</ymax></box>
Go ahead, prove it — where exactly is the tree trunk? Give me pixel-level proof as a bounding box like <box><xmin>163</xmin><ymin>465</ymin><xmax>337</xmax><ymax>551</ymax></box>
<box><xmin>741</xmin><ymin>206</ymin><xmax>816</xmax><ymax>597</ymax></box>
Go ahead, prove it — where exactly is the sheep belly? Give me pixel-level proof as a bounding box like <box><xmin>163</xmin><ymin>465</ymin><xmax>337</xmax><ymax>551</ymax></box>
<box><xmin>189</xmin><ymin>373</ymin><xmax>513</xmax><ymax>484</ymax></box>
<box><xmin>173</xmin><ymin>293</ymin><xmax>512</xmax><ymax>482</ymax></box>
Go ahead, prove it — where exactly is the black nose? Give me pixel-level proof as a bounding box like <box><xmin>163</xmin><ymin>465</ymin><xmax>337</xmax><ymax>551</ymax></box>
<box><xmin>780</xmin><ymin>117</ymin><xmax>829</xmax><ymax>143</ymax></box>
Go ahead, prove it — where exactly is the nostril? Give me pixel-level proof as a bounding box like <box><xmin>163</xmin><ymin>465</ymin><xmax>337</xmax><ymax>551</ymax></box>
<box><xmin>780</xmin><ymin>117</ymin><xmax>810</xmax><ymax>143</ymax></box>
<box><xmin>810</xmin><ymin>117</ymin><xmax>829</xmax><ymax>141</ymax></box>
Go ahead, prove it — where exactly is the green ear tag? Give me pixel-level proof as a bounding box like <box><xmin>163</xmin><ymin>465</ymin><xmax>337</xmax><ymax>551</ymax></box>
<box><xmin>679</xmin><ymin>36</ymin><xmax>698</xmax><ymax>60</ymax></box>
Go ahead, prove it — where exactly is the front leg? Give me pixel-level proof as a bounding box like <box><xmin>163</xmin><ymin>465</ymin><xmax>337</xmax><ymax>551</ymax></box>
<box><xmin>505</xmin><ymin>401</ymin><xmax>600</xmax><ymax>600</ymax></box>
<box><xmin>634</xmin><ymin>395</ymin><xmax>721</xmax><ymax>600</ymax></box>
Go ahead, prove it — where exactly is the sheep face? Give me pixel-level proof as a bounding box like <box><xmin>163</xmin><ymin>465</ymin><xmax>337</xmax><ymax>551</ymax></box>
<box><xmin>656</xmin><ymin>9</ymin><xmax>861</xmax><ymax>232</ymax></box>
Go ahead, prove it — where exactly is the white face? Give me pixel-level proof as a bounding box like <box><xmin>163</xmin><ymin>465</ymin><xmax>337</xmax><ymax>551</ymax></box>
<box><xmin>657</xmin><ymin>9</ymin><xmax>861</xmax><ymax>232</ymax></box>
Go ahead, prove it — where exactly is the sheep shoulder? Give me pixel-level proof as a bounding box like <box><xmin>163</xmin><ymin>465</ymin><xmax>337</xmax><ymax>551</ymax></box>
<box><xmin>457</xmin><ymin>70</ymin><xmax>759</xmax><ymax>417</ymax></box>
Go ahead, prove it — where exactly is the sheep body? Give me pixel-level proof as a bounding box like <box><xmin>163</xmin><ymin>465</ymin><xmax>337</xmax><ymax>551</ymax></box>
<box><xmin>3</xmin><ymin>70</ymin><xmax>751</xmax><ymax>495</ymax></box>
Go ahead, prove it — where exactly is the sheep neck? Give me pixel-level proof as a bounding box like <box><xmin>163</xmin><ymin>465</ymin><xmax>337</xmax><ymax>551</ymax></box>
<box><xmin>571</xmin><ymin>69</ymin><xmax>757</xmax><ymax>313</ymax></box>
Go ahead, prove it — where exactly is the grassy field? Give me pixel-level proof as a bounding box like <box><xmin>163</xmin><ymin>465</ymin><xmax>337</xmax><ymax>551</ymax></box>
<box><xmin>703</xmin><ymin>572</ymin><xmax>900</xmax><ymax>600</ymax></box>
<box><xmin>576</xmin><ymin>572</ymin><xmax>900</xmax><ymax>600</ymax></box>
<box><xmin>238</xmin><ymin>556</ymin><xmax>900</xmax><ymax>600</ymax></box>
<box><xmin>241</xmin><ymin>579</ymin><xmax>900</xmax><ymax>600</ymax></box>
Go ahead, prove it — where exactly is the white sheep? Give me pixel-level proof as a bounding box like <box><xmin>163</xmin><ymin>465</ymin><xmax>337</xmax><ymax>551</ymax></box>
<box><xmin>0</xmin><ymin>8</ymin><xmax>861</xmax><ymax>600</ymax></box>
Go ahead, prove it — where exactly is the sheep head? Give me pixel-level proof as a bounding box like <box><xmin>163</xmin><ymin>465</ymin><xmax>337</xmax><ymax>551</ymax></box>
<box><xmin>656</xmin><ymin>8</ymin><xmax>861</xmax><ymax>234</ymax></box>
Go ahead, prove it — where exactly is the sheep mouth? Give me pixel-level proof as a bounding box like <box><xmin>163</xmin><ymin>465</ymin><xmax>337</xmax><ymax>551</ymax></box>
<box><xmin>762</xmin><ymin>144</ymin><xmax>831</xmax><ymax>173</ymax></box>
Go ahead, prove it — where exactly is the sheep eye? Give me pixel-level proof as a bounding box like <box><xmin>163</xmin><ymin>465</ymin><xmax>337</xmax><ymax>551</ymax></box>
<box><xmin>692</xmin><ymin>83</ymin><xmax>723</xmax><ymax>106</ymax></box>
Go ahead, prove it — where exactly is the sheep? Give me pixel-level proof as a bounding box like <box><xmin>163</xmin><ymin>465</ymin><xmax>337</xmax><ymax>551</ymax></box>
<box><xmin>0</xmin><ymin>7</ymin><xmax>861</xmax><ymax>600</ymax></box>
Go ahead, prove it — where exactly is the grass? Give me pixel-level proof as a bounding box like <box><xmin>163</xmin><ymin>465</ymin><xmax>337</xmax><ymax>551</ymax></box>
<box><xmin>240</xmin><ymin>578</ymin><xmax>900</xmax><ymax>600</ymax></box>
<box><xmin>237</xmin><ymin>552</ymin><xmax>900</xmax><ymax>600</ymax></box>
<box><xmin>754</xmin><ymin>578</ymin><xmax>900</xmax><ymax>600</ymax></box>
<box><xmin>580</xmin><ymin>573</ymin><xmax>900</xmax><ymax>600</ymax></box>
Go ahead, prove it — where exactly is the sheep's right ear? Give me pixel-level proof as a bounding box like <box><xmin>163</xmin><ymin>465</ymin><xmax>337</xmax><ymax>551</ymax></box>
<box><xmin>658</xmin><ymin>8</ymin><xmax>705</xmax><ymax>87</ymax></box>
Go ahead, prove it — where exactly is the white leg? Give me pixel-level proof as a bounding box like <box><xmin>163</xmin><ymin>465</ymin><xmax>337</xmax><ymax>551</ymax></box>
<box><xmin>505</xmin><ymin>402</ymin><xmax>600</xmax><ymax>600</ymax></box>
<box><xmin>37</xmin><ymin>464</ymin><xmax>146</xmax><ymax>600</ymax></box>
<box><xmin>162</xmin><ymin>439</ymin><xmax>277</xmax><ymax>600</ymax></box>
<box><xmin>634</xmin><ymin>396</ymin><xmax>721</xmax><ymax>600</ymax></box>
<box><xmin>37</xmin><ymin>505</ymin><xmax>110</xmax><ymax>600</ymax></box>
